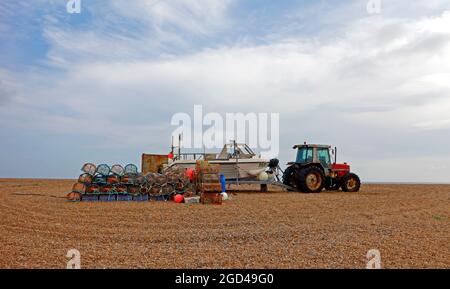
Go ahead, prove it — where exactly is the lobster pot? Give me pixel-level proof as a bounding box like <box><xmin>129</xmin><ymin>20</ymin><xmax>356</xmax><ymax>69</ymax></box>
<box><xmin>121</xmin><ymin>174</ymin><xmax>135</xmax><ymax>185</ymax></box>
<box><xmin>115</xmin><ymin>184</ymin><xmax>127</xmax><ymax>193</ymax></box>
<box><xmin>81</xmin><ymin>163</ymin><xmax>97</xmax><ymax>176</ymax></box>
<box><xmin>100</xmin><ymin>185</ymin><xmax>113</xmax><ymax>194</ymax></box>
<box><xmin>166</xmin><ymin>173</ymin><xmax>179</xmax><ymax>184</ymax></box>
<box><xmin>145</xmin><ymin>173</ymin><xmax>156</xmax><ymax>186</ymax></box>
<box><xmin>174</xmin><ymin>181</ymin><xmax>185</xmax><ymax>192</ymax></box>
<box><xmin>149</xmin><ymin>185</ymin><xmax>162</xmax><ymax>196</ymax></box>
<box><xmin>106</xmin><ymin>175</ymin><xmax>119</xmax><ymax>185</ymax></box>
<box><xmin>67</xmin><ymin>191</ymin><xmax>81</xmax><ymax>201</ymax></box>
<box><xmin>96</xmin><ymin>164</ymin><xmax>111</xmax><ymax>176</ymax></box>
<box><xmin>140</xmin><ymin>185</ymin><xmax>149</xmax><ymax>195</ymax></box>
<box><xmin>127</xmin><ymin>186</ymin><xmax>140</xmax><ymax>196</ymax></box>
<box><xmin>78</xmin><ymin>173</ymin><xmax>93</xmax><ymax>184</ymax></box>
<box><xmin>154</xmin><ymin>174</ymin><xmax>167</xmax><ymax>186</ymax></box>
<box><xmin>93</xmin><ymin>175</ymin><xmax>107</xmax><ymax>185</ymax></box>
<box><xmin>72</xmin><ymin>183</ymin><xmax>86</xmax><ymax>194</ymax></box>
<box><xmin>135</xmin><ymin>174</ymin><xmax>145</xmax><ymax>185</ymax></box>
<box><xmin>124</xmin><ymin>164</ymin><xmax>138</xmax><ymax>175</ymax></box>
<box><xmin>110</xmin><ymin>164</ymin><xmax>125</xmax><ymax>176</ymax></box>
<box><xmin>195</xmin><ymin>161</ymin><xmax>220</xmax><ymax>174</ymax></box>
<box><xmin>86</xmin><ymin>184</ymin><xmax>100</xmax><ymax>194</ymax></box>
<box><xmin>161</xmin><ymin>183</ymin><xmax>174</xmax><ymax>195</ymax></box>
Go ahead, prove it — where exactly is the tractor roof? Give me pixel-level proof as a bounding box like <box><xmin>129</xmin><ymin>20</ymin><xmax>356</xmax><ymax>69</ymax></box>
<box><xmin>293</xmin><ymin>144</ymin><xmax>331</xmax><ymax>149</ymax></box>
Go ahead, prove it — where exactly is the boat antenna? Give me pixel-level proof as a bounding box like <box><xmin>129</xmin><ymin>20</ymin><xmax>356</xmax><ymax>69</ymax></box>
<box><xmin>178</xmin><ymin>133</ymin><xmax>182</xmax><ymax>160</ymax></box>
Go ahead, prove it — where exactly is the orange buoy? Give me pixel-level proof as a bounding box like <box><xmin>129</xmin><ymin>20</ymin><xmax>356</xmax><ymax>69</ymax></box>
<box><xmin>174</xmin><ymin>194</ymin><xmax>184</xmax><ymax>203</ymax></box>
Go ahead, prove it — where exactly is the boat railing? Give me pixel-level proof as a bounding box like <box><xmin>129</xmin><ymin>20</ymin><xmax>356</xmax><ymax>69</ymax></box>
<box><xmin>173</xmin><ymin>153</ymin><xmax>218</xmax><ymax>161</ymax></box>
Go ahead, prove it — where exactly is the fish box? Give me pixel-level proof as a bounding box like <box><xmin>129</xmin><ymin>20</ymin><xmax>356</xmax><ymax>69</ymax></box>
<box><xmin>184</xmin><ymin>196</ymin><xmax>200</xmax><ymax>204</ymax></box>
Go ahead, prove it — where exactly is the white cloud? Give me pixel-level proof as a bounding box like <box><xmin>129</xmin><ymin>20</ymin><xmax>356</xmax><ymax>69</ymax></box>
<box><xmin>2</xmin><ymin>2</ymin><xmax>450</xmax><ymax>180</ymax></box>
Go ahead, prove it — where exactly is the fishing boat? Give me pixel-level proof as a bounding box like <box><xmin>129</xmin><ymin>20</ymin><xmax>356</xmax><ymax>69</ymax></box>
<box><xmin>163</xmin><ymin>142</ymin><xmax>270</xmax><ymax>180</ymax></box>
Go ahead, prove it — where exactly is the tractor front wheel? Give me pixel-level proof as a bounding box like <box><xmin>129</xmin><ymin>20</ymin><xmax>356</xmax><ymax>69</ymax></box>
<box><xmin>298</xmin><ymin>167</ymin><xmax>325</xmax><ymax>193</ymax></box>
<box><xmin>341</xmin><ymin>173</ymin><xmax>361</xmax><ymax>192</ymax></box>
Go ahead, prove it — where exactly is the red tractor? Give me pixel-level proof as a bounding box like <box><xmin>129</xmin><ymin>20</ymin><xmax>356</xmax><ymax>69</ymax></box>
<box><xmin>282</xmin><ymin>143</ymin><xmax>361</xmax><ymax>193</ymax></box>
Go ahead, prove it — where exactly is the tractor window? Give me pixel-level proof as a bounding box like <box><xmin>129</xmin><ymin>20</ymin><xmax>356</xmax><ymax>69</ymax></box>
<box><xmin>296</xmin><ymin>148</ymin><xmax>313</xmax><ymax>164</ymax></box>
<box><xmin>317</xmin><ymin>148</ymin><xmax>331</xmax><ymax>167</ymax></box>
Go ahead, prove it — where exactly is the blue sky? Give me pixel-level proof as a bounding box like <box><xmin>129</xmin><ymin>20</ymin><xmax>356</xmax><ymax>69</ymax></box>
<box><xmin>1</xmin><ymin>0</ymin><xmax>450</xmax><ymax>181</ymax></box>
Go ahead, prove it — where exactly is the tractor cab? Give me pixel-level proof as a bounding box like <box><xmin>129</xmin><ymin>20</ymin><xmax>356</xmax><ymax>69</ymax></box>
<box><xmin>283</xmin><ymin>143</ymin><xmax>360</xmax><ymax>193</ymax></box>
<box><xmin>294</xmin><ymin>144</ymin><xmax>332</xmax><ymax>169</ymax></box>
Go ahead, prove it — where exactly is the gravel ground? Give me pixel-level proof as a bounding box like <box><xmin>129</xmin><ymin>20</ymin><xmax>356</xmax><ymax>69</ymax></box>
<box><xmin>0</xmin><ymin>178</ymin><xmax>449</xmax><ymax>268</ymax></box>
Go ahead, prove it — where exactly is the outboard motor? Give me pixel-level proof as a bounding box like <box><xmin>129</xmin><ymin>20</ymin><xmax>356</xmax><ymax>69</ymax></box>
<box><xmin>268</xmin><ymin>158</ymin><xmax>279</xmax><ymax>169</ymax></box>
<box><xmin>266</xmin><ymin>158</ymin><xmax>280</xmax><ymax>180</ymax></box>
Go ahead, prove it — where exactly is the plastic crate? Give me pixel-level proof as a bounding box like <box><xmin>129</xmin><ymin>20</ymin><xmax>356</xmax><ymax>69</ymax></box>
<box><xmin>117</xmin><ymin>194</ymin><xmax>133</xmax><ymax>201</ymax></box>
<box><xmin>99</xmin><ymin>194</ymin><xmax>116</xmax><ymax>202</ymax></box>
<box><xmin>184</xmin><ymin>196</ymin><xmax>200</xmax><ymax>204</ymax></box>
<box><xmin>149</xmin><ymin>194</ymin><xmax>170</xmax><ymax>202</ymax></box>
<box><xmin>132</xmin><ymin>194</ymin><xmax>149</xmax><ymax>202</ymax></box>
<box><xmin>82</xmin><ymin>194</ymin><xmax>100</xmax><ymax>202</ymax></box>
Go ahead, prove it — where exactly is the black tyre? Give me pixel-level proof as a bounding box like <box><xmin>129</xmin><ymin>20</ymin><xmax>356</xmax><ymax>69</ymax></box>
<box><xmin>282</xmin><ymin>165</ymin><xmax>296</xmax><ymax>191</ymax></box>
<box><xmin>341</xmin><ymin>173</ymin><xmax>361</xmax><ymax>192</ymax></box>
<box><xmin>297</xmin><ymin>166</ymin><xmax>325</xmax><ymax>193</ymax></box>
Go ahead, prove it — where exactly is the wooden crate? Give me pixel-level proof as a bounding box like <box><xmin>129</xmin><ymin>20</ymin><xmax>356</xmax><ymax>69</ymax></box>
<box><xmin>200</xmin><ymin>192</ymin><xmax>222</xmax><ymax>205</ymax></box>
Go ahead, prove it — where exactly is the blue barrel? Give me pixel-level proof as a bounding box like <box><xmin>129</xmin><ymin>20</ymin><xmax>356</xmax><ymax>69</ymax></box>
<box><xmin>220</xmin><ymin>174</ymin><xmax>226</xmax><ymax>193</ymax></box>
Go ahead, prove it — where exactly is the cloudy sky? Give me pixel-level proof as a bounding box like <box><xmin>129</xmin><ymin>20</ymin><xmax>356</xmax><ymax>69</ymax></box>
<box><xmin>1</xmin><ymin>0</ymin><xmax>450</xmax><ymax>182</ymax></box>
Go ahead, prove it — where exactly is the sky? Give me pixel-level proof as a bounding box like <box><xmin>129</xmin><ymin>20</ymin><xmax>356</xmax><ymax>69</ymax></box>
<box><xmin>1</xmin><ymin>0</ymin><xmax>450</xmax><ymax>182</ymax></box>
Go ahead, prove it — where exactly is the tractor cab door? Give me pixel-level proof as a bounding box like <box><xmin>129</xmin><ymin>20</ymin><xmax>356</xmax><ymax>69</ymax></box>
<box><xmin>296</xmin><ymin>147</ymin><xmax>314</xmax><ymax>164</ymax></box>
<box><xmin>317</xmin><ymin>148</ymin><xmax>332</xmax><ymax>174</ymax></box>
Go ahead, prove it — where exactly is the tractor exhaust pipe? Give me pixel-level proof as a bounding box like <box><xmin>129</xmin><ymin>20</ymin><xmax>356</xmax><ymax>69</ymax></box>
<box><xmin>334</xmin><ymin>147</ymin><xmax>337</xmax><ymax>164</ymax></box>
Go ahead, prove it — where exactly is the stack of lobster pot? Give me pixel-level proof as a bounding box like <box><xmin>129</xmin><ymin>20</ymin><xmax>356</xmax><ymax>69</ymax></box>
<box><xmin>67</xmin><ymin>163</ymin><xmax>146</xmax><ymax>201</ymax></box>
<box><xmin>142</xmin><ymin>168</ymin><xmax>194</xmax><ymax>201</ymax></box>
<box><xmin>67</xmin><ymin>163</ymin><xmax>196</xmax><ymax>202</ymax></box>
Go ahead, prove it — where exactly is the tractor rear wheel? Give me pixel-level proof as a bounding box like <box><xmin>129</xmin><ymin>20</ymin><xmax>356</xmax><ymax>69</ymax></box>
<box><xmin>341</xmin><ymin>173</ymin><xmax>361</xmax><ymax>192</ymax></box>
<box><xmin>297</xmin><ymin>166</ymin><xmax>325</xmax><ymax>193</ymax></box>
<box><xmin>282</xmin><ymin>165</ymin><xmax>297</xmax><ymax>191</ymax></box>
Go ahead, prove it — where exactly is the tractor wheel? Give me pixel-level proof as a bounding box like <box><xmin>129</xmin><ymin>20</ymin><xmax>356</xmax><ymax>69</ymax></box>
<box><xmin>297</xmin><ymin>166</ymin><xmax>325</xmax><ymax>193</ymax></box>
<box><xmin>341</xmin><ymin>173</ymin><xmax>361</xmax><ymax>192</ymax></box>
<box><xmin>282</xmin><ymin>166</ymin><xmax>297</xmax><ymax>191</ymax></box>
